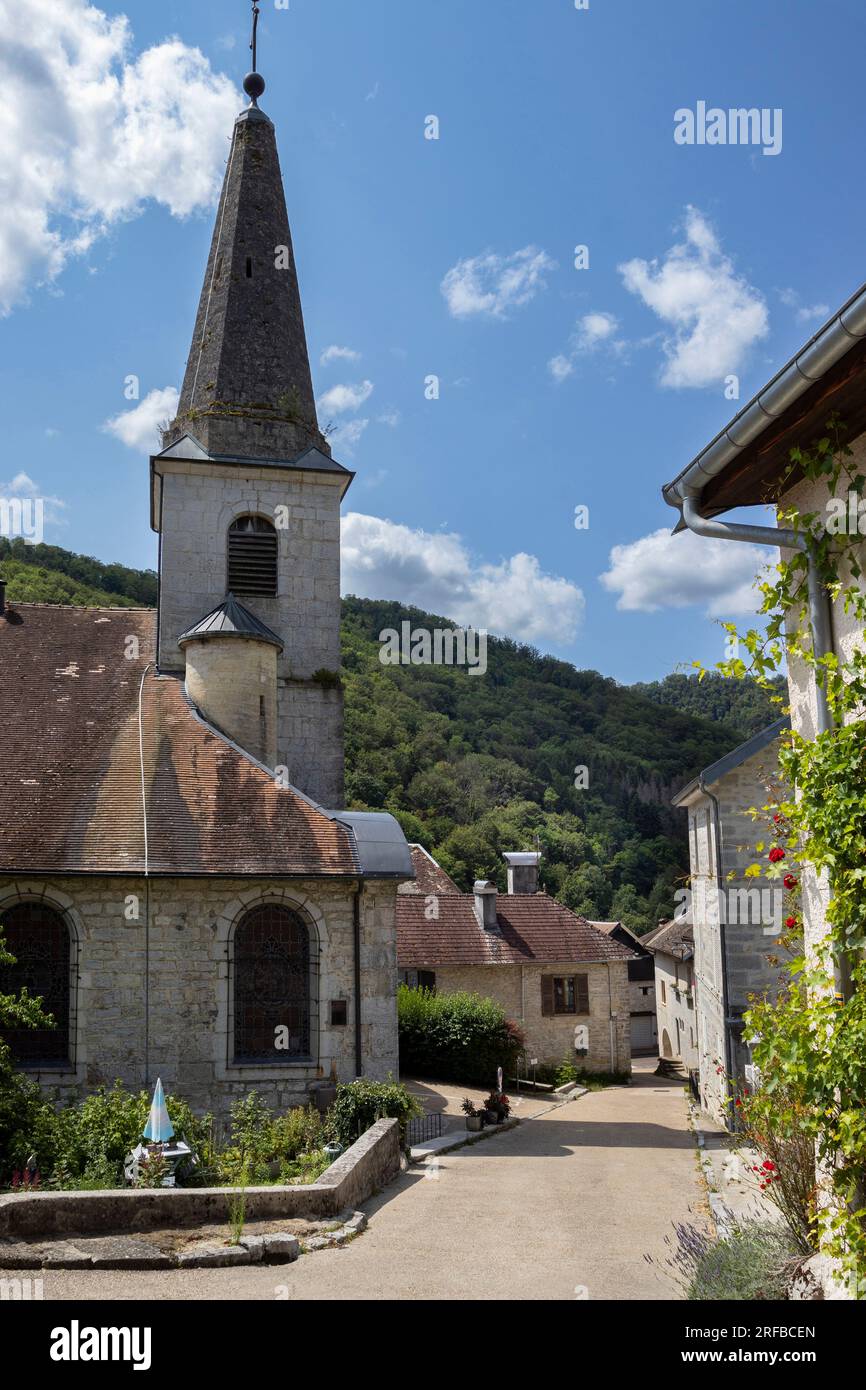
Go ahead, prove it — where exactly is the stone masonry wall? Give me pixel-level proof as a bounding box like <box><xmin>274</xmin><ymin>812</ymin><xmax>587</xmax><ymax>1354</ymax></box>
<box><xmin>0</xmin><ymin>875</ymin><xmax>399</xmax><ymax>1122</ymax></box>
<box><xmin>156</xmin><ymin>459</ymin><xmax>344</xmax><ymax>806</ymax></box>
<box><xmin>430</xmin><ymin>961</ymin><xmax>631</xmax><ymax>1073</ymax></box>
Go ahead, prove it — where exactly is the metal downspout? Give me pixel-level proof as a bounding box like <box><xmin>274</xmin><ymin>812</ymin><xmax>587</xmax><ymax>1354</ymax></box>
<box><xmin>353</xmin><ymin>884</ymin><xmax>363</xmax><ymax>1078</ymax></box>
<box><xmin>682</xmin><ymin>496</ymin><xmax>852</xmax><ymax>1003</ymax></box>
<box><xmin>681</xmin><ymin>495</ymin><xmax>833</xmax><ymax>735</ymax></box>
<box><xmin>701</xmin><ymin>775</ymin><xmax>736</xmax><ymax>1130</ymax></box>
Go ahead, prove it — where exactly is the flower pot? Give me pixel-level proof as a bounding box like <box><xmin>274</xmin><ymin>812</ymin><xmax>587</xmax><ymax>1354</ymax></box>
<box><xmin>484</xmin><ymin>1109</ymin><xmax>499</xmax><ymax>1125</ymax></box>
<box><xmin>466</xmin><ymin>1115</ymin><xmax>482</xmax><ymax>1132</ymax></box>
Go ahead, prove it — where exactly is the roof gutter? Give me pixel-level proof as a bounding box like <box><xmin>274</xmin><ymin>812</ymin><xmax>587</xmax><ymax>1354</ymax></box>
<box><xmin>661</xmin><ymin>282</ymin><xmax>866</xmax><ymax>741</ymax></box>
<box><xmin>662</xmin><ymin>279</ymin><xmax>866</xmax><ymax>514</ymax></box>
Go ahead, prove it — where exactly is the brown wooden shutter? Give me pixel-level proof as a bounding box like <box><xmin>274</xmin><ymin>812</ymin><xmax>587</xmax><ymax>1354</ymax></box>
<box><xmin>541</xmin><ymin>975</ymin><xmax>555</xmax><ymax>1016</ymax></box>
<box><xmin>575</xmin><ymin>974</ymin><xmax>590</xmax><ymax>1014</ymax></box>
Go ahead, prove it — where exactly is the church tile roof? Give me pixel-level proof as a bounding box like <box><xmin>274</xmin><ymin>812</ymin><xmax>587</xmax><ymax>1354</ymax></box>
<box><xmin>0</xmin><ymin>604</ymin><xmax>356</xmax><ymax>877</ymax></box>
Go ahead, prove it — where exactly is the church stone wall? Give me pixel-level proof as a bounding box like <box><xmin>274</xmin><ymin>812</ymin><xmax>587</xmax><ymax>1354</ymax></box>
<box><xmin>0</xmin><ymin>875</ymin><xmax>399</xmax><ymax>1123</ymax></box>
<box><xmin>156</xmin><ymin>459</ymin><xmax>344</xmax><ymax>805</ymax></box>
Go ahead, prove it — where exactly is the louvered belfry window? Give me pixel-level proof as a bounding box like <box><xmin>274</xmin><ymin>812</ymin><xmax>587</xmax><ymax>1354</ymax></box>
<box><xmin>227</xmin><ymin>515</ymin><xmax>278</xmax><ymax>596</ymax></box>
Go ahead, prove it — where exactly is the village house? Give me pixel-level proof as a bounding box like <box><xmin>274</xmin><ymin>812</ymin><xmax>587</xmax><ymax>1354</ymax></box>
<box><xmin>397</xmin><ymin>848</ymin><xmax>634</xmax><ymax>1074</ymax></box>
<box><xmin>642</xmin><ymin>919</ymin><xmax>698</xmax><ymax>1080</ymax></box>
<box><xmin>661</xmin><ymin>276</ymin><xmax>866</xmax><ymax>1287</ymax></box>
<box><xmin>0</xmin><ymin>71</ymin><xmax>412</xmax><ymax>1119</ymax></box>
<box><xmin>589</xmin><ymin>920</ymin><xmax>657</xmax><ymax>1055</ymax></box>
<box><xmin>671</xmin><ymin>719</ymin><xmax>790</xmax><ymax>1126</ymax></box>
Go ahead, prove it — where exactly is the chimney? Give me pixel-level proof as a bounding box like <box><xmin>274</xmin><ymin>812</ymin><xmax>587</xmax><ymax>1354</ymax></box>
<box><xmin>473</xmin><ymin>880</ymin><xmax>499</xmax><ymax>931</ymax></box>
<box><xmin>503</xmin><ymin>851</ymin><xmax>541</xmax><ymax>895</ymax></box>
<box><xmin>0</xmin><ymin>579</ymin><xmax>5</xmax><ymax>618</ymax></box>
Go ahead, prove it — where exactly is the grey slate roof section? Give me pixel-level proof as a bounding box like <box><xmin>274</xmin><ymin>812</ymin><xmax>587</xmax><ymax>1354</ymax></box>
<box><xmin>331</xmin><ymin>811</ymin><xmax>414</xmax><ymax>880</ymax></box>
<box><xmin>166</xmin><ymin>103</ymin><xmax>326</xmax><ymax>462</ymax></box>
<box><xmin>643</xmin><ymin>919</ymin><xmax>694</xmax><ymax>960</ymax></box>
<box><xmin>671</xmin><ymin>716</ymin><xmax>790</xmax><ymax>807</ymax></box>
<box><xmin>177</xmin><ymin>594</ymin><xmax>284</xmax><ymax>651</ymax></box>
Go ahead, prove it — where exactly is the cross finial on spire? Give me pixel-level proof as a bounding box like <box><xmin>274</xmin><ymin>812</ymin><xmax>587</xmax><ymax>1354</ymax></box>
<box><xmin>243</xmin><ymin>2</ymin><xmax>265</xmax><ymax>106</ymax></box>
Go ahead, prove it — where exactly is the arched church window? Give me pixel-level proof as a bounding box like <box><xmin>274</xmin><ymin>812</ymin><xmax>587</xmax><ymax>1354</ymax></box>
<box><xmin>232</xmin><ymin>905</ymin><xmax>314</xmax><ymax>1063</ymax></box>
<box><xmin>227</xmin><ymin>514</ymin><xmax>278</xmax><ymax>596</ymax></box>
<box><xmin>0</xmin><ymin>902</ymin><xmax>74</xmax><ymax>1067</ymax></box>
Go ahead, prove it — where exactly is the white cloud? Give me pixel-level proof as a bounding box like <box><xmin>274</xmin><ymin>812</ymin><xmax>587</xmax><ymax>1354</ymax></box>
<box><xmin>0</xmin><ymin>0</ymin><xmax>240</xmax><ymax>315</ymax></box>
<box><xmin>0</xmin><ymin>472</ymin><xmax>67</xmax><ymax>527</ymax></box>
<box><xmin>779</xmin><ymin>288</ymin><xmax>830</xmax><ymax>325</ymax></box>
<box><xmin>102</xmin><ymin>386</ymin><xmax>179</xmax><ymax>452</ymax></box>
<box><xmin>317</xmin><ymin>380</ymin><xmax>374</xmax><ymax>416</ymax></box>
<box><xmin>549</xmin><ymin>311</ymin><xmax>626</xmax><ymax>381</ymax></box>
<box><xmin>618</xmin><ymin>207</ymin><xmax>768</xmax><ymax>388</ymax></box>
<box><xmin>342</xmin><ymin>512</ymin><xmax>585</xmax><ymax>644</ymax></box>
<box><xmin>441</xmin><ymin>246</ymin><xmax>556</xmax><ymax>320</ymax></box>
<box><xmin>548</xmin><ymin>354</ymin><xmax>574</xmax><ymax>383</ymax></box>
<box><xmin>331</xmin><ymin>418</ymin><xmax>369</xmax><ymax>455</ymax></box>
<box><xmin>377</xmin><ymin>410</ymin><xmax>401</xmax><ymax>428</ymax></box>
<box><xmin>320</xmin><ymin>344</ymin><xmax>361</xmax><ymax>366</ymax></box>
<box><xmin>599</xmin><ymin>527</ymin><xmax>774</xmax><ymax>617</ymax></box>
<box><xmin>575</xmin><ymin>311</ymin><xmax>620</xmax><ymax>350</ymax></box>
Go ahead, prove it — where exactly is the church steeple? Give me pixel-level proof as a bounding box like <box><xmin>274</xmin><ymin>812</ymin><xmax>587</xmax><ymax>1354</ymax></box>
<box><xmin>167</xmin><ymin>13</ymin><xmax>323</xmax><ymax>461</ymax></box>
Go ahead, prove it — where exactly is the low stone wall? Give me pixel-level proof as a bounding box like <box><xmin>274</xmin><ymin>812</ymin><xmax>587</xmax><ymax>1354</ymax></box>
<box><xmin>0</xmin><ymin>1119</ymin><xmax>400</xmax><ymax>1241</ymax></box>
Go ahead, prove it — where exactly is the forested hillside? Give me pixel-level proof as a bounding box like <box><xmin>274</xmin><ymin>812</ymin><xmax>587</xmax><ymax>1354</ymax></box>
<box><xmin>1</xmin><ymin>545</ymin><xmax>779</xmax><ymax>933</ymax></box>
<box><xmin>340</xmin><ymin>599</ymin><xmax>778</xmax><ymax>931</ymax></box>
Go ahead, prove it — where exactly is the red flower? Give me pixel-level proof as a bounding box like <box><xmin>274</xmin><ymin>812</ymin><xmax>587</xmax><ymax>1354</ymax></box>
<box><xmin>735</xmin><ymin>1098</ymin><xmax>742</xmax><ymax>1108</ymax></box>
<box><xmin>768</xmin><ymin>847</ymin><xmax>785</xmax><ymax>863</ymax></box>
<box><xmin>784</xmin><ymin>874</ymin><xmax>798</xmax><ymax>889</ymax></box>
<box><xmin>762</xmin><ymin>1160</ymin><xmax>775</xmax><ymax>1171</ymax></box>
<box><xmin>785</xmin><ymin>916</ymin><xmax>797</xmax><ymax>929</ymax></box>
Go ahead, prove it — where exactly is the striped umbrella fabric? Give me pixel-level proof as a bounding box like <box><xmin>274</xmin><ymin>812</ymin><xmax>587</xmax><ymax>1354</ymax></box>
<box><xmin>143</xmin><ymin>1078</ymin><xmax>174</xmax><ymax>1143</ymax></box>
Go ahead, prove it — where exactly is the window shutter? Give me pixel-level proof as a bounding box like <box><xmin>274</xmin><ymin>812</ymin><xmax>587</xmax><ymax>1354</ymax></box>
<box><xmin>576</xmin><ymin>974</ymin><xmax>590</xmax><ymax>1014</ymax></box>
<box><xmin>541</xmin><ymin>975</ymin><xmax>555</xmax><ymax>1016</ymax></box>
<box><xmin>228</xmin><ymin>515</ymin><xmax>278</xmax><ymax>596</ymax></box>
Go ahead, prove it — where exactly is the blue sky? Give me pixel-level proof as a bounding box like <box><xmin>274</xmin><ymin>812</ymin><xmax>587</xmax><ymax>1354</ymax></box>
<box><xmin>2</xmin><ymin>0</ymin><xmax>865</xmax><ymax>682</ymax></box>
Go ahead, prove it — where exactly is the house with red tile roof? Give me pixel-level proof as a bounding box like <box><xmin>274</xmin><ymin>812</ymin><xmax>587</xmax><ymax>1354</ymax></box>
<box><xmin>397</xmin><ymin>847</ymin><xmax>634</xmax><ymax>1075</ymax></box>
<box><xmin>0</xmin><ymin>71</ymin><xmax>411</xmax><ymax>1119</ymax></box>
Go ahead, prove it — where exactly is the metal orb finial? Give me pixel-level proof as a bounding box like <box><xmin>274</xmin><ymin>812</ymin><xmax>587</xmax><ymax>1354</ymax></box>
<box><xmin>244</xmin><ymin>71</ymin><xmax>266</xmax><ymax>104</ymax></box>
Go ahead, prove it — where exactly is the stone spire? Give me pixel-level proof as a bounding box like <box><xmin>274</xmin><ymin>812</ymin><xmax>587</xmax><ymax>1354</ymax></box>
<box><xmin>167</xmin><ymin>32</ymin><xmax>324</xmax><ymax>462</ymax></box>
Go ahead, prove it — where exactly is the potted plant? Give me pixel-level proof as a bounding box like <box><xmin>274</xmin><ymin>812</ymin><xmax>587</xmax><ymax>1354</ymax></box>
<box><xmin>485</xmin><ymin>1091</ymin><xmax>511</xmax><ymax>1124</ymax></box>
<box><xmin>462</xmin><ymin>1098</ymin><xmax>482</xmax><ymax>1132</ymax></box>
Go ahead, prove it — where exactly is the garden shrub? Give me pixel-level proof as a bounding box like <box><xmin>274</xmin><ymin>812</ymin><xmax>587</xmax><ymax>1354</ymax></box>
<box><xmin>398</xmin><ymin>985</ymin><xmax>524</xmax><ymax>1085</ymax></box>
<box><xmin>684</xmin><ymin>1220</ymin><xmax>800</xmax><ymax>1301</ymax></box>
<box><xmin>326</xmin><ymin>1077</ymin><xmax>421</xmax><ymax>1149</ymax></box>
<box><xmin>215</xmin><ymin>1093</ymin><xmax>325</xmax><ymax>1185</ymax></box>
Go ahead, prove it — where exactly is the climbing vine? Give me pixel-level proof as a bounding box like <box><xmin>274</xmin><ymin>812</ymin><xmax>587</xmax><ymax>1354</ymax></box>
<box><xmin>705</xmin><ymin>415</ymin><xmax>866</xmax><ymax>1292</ymax></box>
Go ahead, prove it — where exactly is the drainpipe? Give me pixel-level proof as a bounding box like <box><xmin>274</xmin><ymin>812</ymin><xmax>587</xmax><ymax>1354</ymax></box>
<box><xmin>606</xmin><ymin>963</ymin><xmax>616</xmax><ymax>1071</ymax></box>
<box><xmin>353</xmin><ymin>883</ymin><xmax>363</xmax><ymax>1078</ymax></box>
<box><xmin>681</xmin><ymin>495</ymin><xmax>833</xmax><ymax>736</ymax></box>
<box><xmin>681</xmin><ymin>496</ymin><xmax>854</xmax><ymax>1003</ymax></box>
<box><xmin>701</xmin><ymin>775</ymin><xmax>736</xmax><ymax>1130</ymax></box>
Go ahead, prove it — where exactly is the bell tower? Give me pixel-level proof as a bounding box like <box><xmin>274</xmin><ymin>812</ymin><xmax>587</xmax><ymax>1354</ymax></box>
<box><xmin>150</xmin><ymin>22</ymin><xmax>350</xmax><ymax>807</ymax></box>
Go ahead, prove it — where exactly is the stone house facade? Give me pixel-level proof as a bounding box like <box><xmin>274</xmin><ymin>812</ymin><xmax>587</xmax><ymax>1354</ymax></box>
<box><xmin>397</xmin><ymin>849</ymin><xmax>633</xmax><ymax>1074</ymax></box>
<box><xmin>0</xmin><ymin>84</ymin><xmax>410</xmax><ymax>1121</ymax></box>
<box><xmin>589</xmin><ymin>920</ymin><xmax>657</xmax><ymax>1054</ymax></box>
<box><xmin>672</xmin><ymin>720</ymin><xmax>789</xmax><ymax>1126</ymax></box>
<box><xmin>643</xmin><ymin>920</ymin><xmax>698</xmax><ymax>1076</ymax></box>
